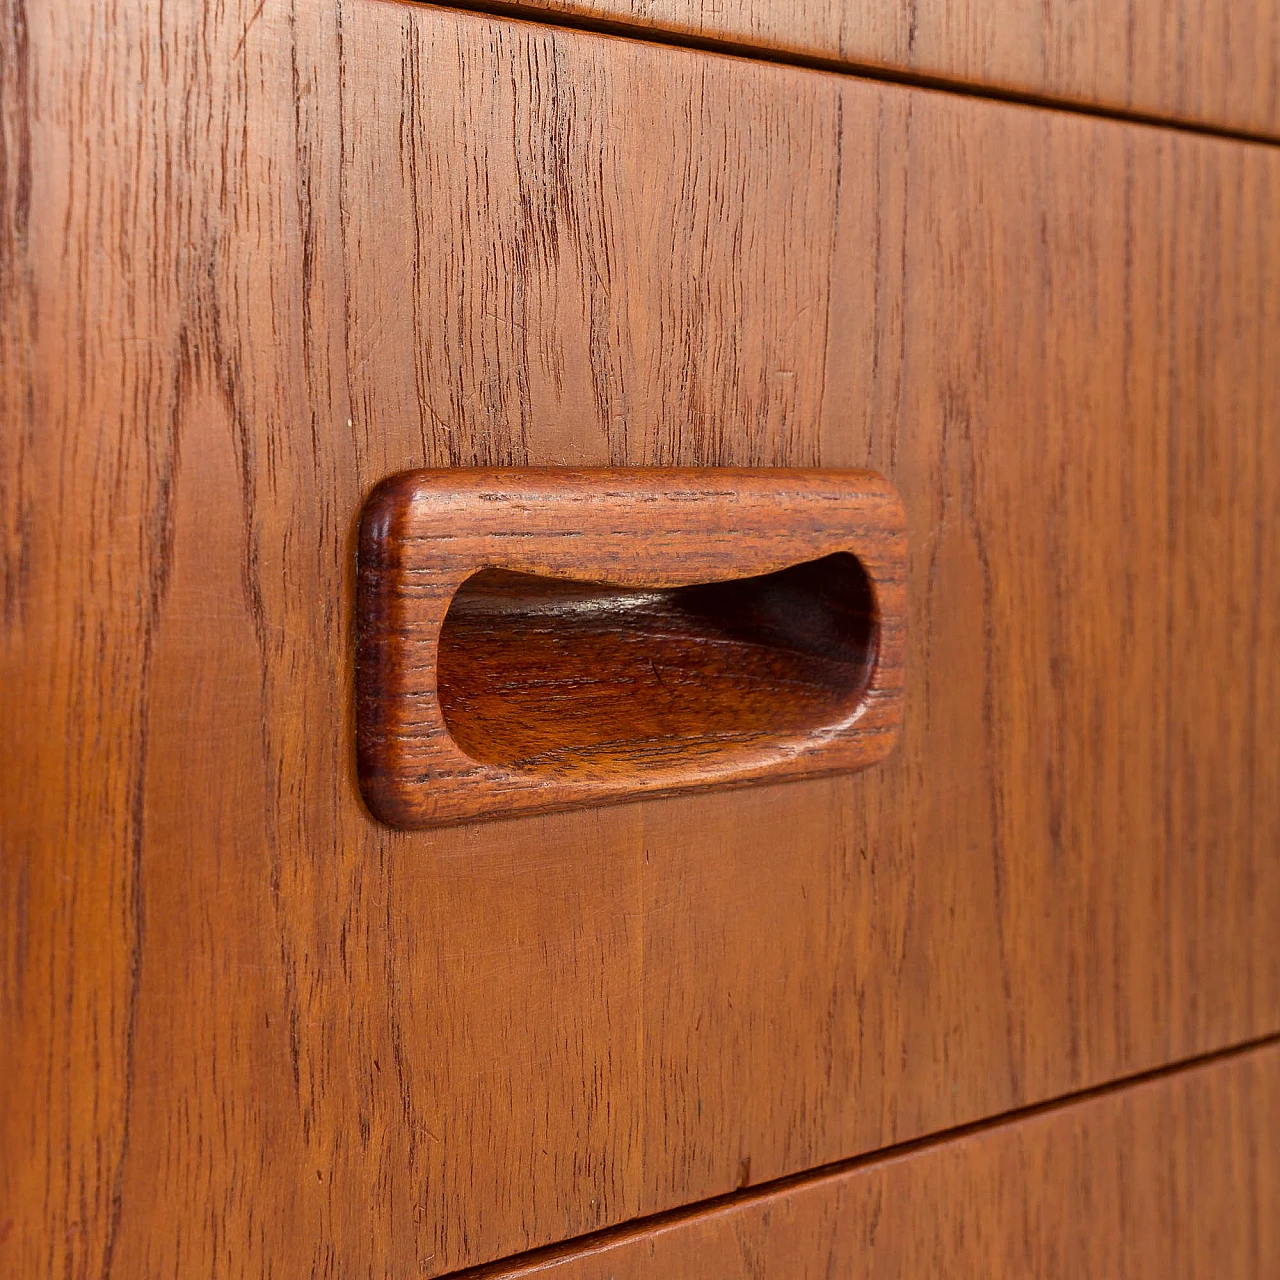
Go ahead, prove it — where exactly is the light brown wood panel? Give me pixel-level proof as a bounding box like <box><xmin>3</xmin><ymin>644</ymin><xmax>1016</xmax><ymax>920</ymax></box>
<box><xmin>480</xmin><ymin>1042</ymin><xmax>1280</xmax><ymax>1278</ymax></box>
<box><xmin>2</xmin><ymin>1</ymin><xmax>1278</xmax><ymax>1275</ymax></box>
<box><xmin>478</xmin><ymin>0</ymin><xmax>1280</xmax><ymax>139</ymax></box>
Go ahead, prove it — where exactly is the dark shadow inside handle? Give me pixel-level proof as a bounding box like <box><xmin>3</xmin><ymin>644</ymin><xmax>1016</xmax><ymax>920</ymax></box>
<box><xmin>437</xmin><ymin>553</ymin><xmax>879</xmax><ymax>777</ymax></box>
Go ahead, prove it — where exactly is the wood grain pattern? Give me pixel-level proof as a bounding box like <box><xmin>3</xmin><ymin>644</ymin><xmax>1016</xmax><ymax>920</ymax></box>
<box><xmin>2</xmin><ymin>0</ymin><xmax>1278</xmax><ymax>1274</ymax></box>
<box><xmin>477</xmin><ymin>0</ymin><xmax>1280</xmax><ymax>139</ymax></box>
<box><xmin>358</xmin><ymin>468</ymin><xmax>905</xmax><ymax>826</ymax></box>
<box><xmin>479</xmin><ymin>1042</ymin><xmax>1280</xmax><ymax>1278</ymax></box>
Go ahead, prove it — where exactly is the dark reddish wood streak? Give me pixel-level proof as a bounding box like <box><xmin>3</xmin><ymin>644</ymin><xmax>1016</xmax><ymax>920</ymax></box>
<box><xmin>357</xmin><ymin>468</ymin><xmax>906</xmax><ymax>828</ymax></box>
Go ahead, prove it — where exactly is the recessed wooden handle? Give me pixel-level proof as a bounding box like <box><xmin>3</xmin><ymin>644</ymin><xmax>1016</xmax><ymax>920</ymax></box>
<box><xmin>356</xmin><ymin>469</ymin><xmax>906</xmax><ymax>828</ymax></box>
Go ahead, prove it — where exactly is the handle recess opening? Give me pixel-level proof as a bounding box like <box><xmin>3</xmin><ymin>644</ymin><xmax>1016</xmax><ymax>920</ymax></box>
<box><xmin>436</xmin><ymin>553</ymin><xmax>878</xmax><ymax>777</ymax></box>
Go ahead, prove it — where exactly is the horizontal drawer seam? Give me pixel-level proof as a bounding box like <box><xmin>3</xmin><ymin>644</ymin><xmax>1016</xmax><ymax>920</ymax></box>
<box><xmin>413</xmin><ymin>0</ymin><xmax>1280</xmax><ymax>149</ymax></box>
<box><xmin>450</xmin><ymin>1030</ymin><xmax>1280</xmax><ymax>1279</ymax></box>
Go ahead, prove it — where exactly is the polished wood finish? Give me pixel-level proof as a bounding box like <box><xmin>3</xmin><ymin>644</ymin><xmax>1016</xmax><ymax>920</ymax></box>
<box><xmin>358</xmin><ymin>468</ymin><xmax>905</xmax><ymax>827</ymax></box>
<box><xmin>2</xmin><ymin>0</ymin><xmax>1278</xmax><ymax>1274</ymax></box>
<box><xmin>481</xmin><ymin>1042</ymin><xmax>1280</xmax><ymax>1278</ymax></box>
<box><xmin>482</xmin><ymin>0</ymin><xmax>1280</xmax><ymax>139</ymax></box>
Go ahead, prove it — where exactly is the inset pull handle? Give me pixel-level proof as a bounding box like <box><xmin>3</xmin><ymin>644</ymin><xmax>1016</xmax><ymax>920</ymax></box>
<box><xmin>356</xmin><ymin>469</ymin><xmax>905</xmax><ymax>828</ymax></box>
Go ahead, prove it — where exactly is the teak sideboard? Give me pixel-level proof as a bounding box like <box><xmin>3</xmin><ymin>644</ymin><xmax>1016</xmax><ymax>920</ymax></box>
<box><xmin>2</xmin><ymin>0</ymin><xmax>1277</xmax><ymax>1275</ymax></box>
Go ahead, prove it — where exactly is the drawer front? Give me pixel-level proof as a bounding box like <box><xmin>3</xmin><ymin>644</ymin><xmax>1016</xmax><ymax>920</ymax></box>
<box><xmin>2</xmin><ymin>0</ymin><xmax>1277</xmax><ymax>1275</ymax></box>
<box><xmin>485</xmin><ymin>1043</ymin><xmax>1280</xmax><ymax>1278</ymax></box>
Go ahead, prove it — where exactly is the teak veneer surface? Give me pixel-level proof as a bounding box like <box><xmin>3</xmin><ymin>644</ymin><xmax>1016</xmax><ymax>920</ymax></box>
<box><xmin>2</xmin><ymin>0</ymin><xmax>1279</xmax><ymax>1275</ymax></box>
<box><xmin>477</xmin><ymin>0</ymin><xmax>1280</xmax><ymax>139</ymax></box>
<box><xmin>482</xmin><ymin>1043</ymin><xmax>1280</xmax><ymax>1278</ymax></box>
<box><xmin>357</xmin><ymin>468</ymin><xmax>905</xmax><ymax>826</ymax></box>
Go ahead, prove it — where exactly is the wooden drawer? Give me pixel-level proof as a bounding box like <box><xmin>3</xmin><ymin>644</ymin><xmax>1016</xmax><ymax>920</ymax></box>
<box><xmin>2</xmin><ymin>0</ymin><xmax>1277</xmax><ymax>1274</ymax></box>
